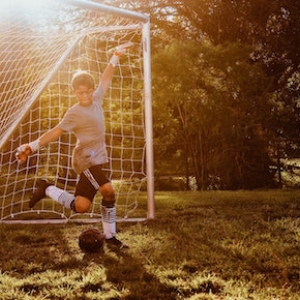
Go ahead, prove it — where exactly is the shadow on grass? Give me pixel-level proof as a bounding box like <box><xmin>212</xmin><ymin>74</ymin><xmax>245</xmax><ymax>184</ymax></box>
<box><xmin>0</xmin><ymin>224</ymin><xmax>78</xmax><ymax>272</ymax></box>
<box><xmin>0</xmin><ymin>223</ymin><xmax>179</xmax><ymax>299</ymax></box>
<box><xmin>81</xmin><ymin>238</ymin><xmax>179</xmax><ymax>300</ymax></box>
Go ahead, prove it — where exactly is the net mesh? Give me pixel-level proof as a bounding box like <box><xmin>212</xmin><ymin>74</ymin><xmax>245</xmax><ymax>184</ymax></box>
<box><xmin>0</xmin><ymin>0</ymin><xmax>150</xmax><ymax>223</ymax></box>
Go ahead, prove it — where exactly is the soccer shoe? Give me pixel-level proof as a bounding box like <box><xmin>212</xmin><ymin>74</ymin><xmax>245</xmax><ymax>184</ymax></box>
<box><xmin>29</xmin><ymin>179</ymin><xmax>53</xmax><ymax>208</ymax></box>
<box><xmin>106</xmin><ymin>237</ymin><xmax>129</xmax><ymax>250</ymax></box>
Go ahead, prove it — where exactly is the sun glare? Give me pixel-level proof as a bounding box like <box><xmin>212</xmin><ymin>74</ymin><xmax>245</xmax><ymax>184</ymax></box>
<box><xmin>0</xmin><ymin>0</ymin><xmax>57</xmax><ymax>31</ymax></box>
<box><xmin>0</xmin><ymin>0</ymin><xmax>53</xmax><ymax>14</ymax></box>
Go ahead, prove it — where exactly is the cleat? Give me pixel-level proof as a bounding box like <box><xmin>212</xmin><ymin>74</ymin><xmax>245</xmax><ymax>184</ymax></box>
<box><xmin>29</xmin><ymin>179</ymin><xmax>53</xmax><ymax>208</ymax></box>
<box><xmin>106</xmin><ymin>237</ymin><xmax>129</xmax><ymax>250</ymax></box>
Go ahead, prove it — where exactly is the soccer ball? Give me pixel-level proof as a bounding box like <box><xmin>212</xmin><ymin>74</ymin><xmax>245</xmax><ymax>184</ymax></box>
<box><xmin>78</xmin><ymin>228</ymin><xmax>105</xmax><ymax>253</ymax></box>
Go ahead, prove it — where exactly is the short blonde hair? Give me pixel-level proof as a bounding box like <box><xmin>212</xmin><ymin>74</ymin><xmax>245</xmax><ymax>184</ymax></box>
<box><xmin>71</xmin><ymin>71</ymin><xmax>95</xmax><ymax>90</ymax></box>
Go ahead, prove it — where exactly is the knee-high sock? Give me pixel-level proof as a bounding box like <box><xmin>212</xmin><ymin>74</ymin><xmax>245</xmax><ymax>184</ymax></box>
<box><xmin>101</xmin><ymin>200</ymin><xmax>116</xmax><ymax>239</ymax></box>
<box><xmin>45</xmin><ymin>186</ymin><xmax>75</xmax><ymax>209</ymax></box>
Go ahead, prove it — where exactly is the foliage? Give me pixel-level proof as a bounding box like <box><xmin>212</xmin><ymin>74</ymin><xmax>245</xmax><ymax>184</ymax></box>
<box><xmin>142</xmin><ymin>0</ymin><xmax>300</xmax><ymax>189</ymax></box>
<box><xmin>1</xmin><ymin>190</ymin><xmax>300</xmax><ymax>299</ymax></box>
<box><xmin>163</xmin><ymin>1</ymin><xmax>300</xmax><ymax>184</ymax></box>
<box><xmin>152</xmin><ymin>38</ymin><xmax>275</xmax><ymax>189</ymax></box>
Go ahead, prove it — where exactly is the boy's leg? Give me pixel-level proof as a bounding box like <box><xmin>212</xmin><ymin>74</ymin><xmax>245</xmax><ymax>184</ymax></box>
<box><xmin>29</xmin><ymin>179</ymin><xmax>75</xmax><ymax>209</ymax></box>
<box><xmin>81</xmin><ymin>166</ymin><xmax>128</xmax><ymax>249</ymax></box>
<box><xmin>101</xmin><ymin>197</ymin><xmax>128</xmax><ymax>249</ymax></box>
<box><xmin>101</xmin><ymin>198</ymin><xmax>116</xmax><ymax>239</ymax></box>
<box><xmin>99</xmin><ymin>183</ymin><xmax>129</xmax><ymax>249</ymax></box>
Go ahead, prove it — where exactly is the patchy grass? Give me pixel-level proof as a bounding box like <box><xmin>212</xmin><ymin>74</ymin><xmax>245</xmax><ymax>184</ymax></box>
<box><xmin>1</xmin><ymin>190</ymin><xmax>300</xmax><ymax>299</ymax></box>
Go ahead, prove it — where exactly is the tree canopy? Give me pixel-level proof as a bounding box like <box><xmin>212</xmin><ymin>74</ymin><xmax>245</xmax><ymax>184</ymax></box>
<box><xmin>137</xmin><ymin>0</ymin><xmax>299</xmax><ymax>190</ymax></box>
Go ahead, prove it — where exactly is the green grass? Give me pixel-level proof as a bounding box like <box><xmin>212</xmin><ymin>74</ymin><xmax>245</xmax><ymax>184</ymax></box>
<box><xmin>1</xmin><ymin>190</ymin><xmax>300</xmax><ymax>299</ymax></box>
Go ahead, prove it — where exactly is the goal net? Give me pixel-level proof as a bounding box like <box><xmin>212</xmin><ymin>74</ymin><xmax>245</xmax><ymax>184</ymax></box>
<box><xmin>0</xmin><ymin>0</ymin><xmax>154</xmax><ymax>223</ymax></box>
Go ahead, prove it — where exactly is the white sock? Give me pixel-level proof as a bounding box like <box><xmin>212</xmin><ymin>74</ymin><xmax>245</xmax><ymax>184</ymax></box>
<box><xmin>45</xmin><ymin>186</ymin><xmax>74</xmax><ymax>209</ymax></box>
<box><xmin>101</xmin><ymin>205</ymin><xmax>116</xmax><ymax>239</ymax></box>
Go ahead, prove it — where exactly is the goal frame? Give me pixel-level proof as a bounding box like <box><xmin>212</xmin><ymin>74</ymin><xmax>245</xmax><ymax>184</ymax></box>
<box><xmin>0</xmin><ymin>0</ymin><xmax>154</xmax><ymax>223</ymax></box>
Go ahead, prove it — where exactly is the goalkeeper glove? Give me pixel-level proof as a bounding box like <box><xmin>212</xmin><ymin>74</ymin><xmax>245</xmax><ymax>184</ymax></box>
<box><xmin>109</xmin><ymin>41</ymin><xmax>133</xmax><ymax>67</ymax></box>
<box><xmin>15</xmin><ymin>140</ymin><xmax>39</xmax><ymax>164</ymax></box>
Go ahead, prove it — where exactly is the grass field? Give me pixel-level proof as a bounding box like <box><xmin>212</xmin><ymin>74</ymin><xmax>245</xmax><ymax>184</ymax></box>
<box><xmin>1</xmin><ymin>190</ymin><xmax>300</xmax><ymax>299</ymax></box>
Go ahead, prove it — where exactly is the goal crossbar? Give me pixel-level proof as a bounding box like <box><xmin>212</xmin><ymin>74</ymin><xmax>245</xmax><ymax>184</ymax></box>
<box><xmin>64</xmin><ymin>0</ymin><xmax>149</xmax><ymax>23</ymax></box>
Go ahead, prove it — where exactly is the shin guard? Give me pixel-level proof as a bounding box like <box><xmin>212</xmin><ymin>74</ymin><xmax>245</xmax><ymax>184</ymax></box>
<box><xmin>101</xmin><ymin>200</ymin><xmax>116</xmax><ymax>239</ymax></box>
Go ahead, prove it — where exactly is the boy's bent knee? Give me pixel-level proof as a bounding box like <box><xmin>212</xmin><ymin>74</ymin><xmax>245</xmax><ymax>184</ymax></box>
<box><xmin>73</xmin><ymin>196</ymin><xmax>91</xmax><ymax>213</ymax></box>
<box><xmin>99</xmin><ymin>182</ymin><xmax>115</xmax><ymax>201</ymax></box>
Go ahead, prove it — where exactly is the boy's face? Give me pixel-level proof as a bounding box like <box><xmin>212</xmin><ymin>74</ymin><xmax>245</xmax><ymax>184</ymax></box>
<box><xmin>73</xmin><ymin>85</ymin><xmax>94</xmax><ymax>106</ymax></box>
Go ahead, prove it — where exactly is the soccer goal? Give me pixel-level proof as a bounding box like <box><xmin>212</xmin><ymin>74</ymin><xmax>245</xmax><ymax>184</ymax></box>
<box><xmin>0</xmin><ymin>0</ymin><xmax>154</xmax><ymax>223</ymax></box>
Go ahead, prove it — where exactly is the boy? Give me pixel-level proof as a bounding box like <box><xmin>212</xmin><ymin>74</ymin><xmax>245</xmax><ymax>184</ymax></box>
<box><xmin>16</xmin><ymin>42</ymin><xmax>133</xmax><ymax>249</ymax></box>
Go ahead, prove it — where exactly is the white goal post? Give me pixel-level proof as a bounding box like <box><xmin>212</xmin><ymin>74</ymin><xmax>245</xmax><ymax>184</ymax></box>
<box><xmin>0</xmin><ymin>0</ymin><xmax>154</xmax><ymax>223</ymax></box>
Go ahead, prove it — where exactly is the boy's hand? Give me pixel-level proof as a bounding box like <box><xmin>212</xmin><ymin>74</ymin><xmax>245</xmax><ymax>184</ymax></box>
<box><xmin>15</xmin><ymin>144</ymin><xmax>32</xmax><ymax>164</ymax></box>
<box><xmin>110</xmin><ymin>41</ymin><xmax>133</xmax><ymax>66</ymax></box>
<box><xmin>114</xmin><ymin>41</ymin><xmax>134</xmax><ymax>57</ymax></box>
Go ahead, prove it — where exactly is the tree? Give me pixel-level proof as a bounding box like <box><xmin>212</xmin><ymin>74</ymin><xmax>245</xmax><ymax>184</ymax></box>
<box><xmin>104</xmin><ymin>0</ymin><xmax>300</xmax><ymax>189</ymax></box>
<box><xmin>152</xmin><ymin>37</ymin><xmax>274</xmax><ymax>190</ymax></box>
<box><xmin>169</xmin><ymin>0</ymin><xmax>300</xmax><ymax>158</ymax></box>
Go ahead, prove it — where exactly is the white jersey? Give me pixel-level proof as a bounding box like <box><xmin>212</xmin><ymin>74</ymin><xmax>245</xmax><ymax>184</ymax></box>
<box><xmin>56</xmin><ymin>86</ymin><xmax>108</xmax><ymax>174</ymax></box>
